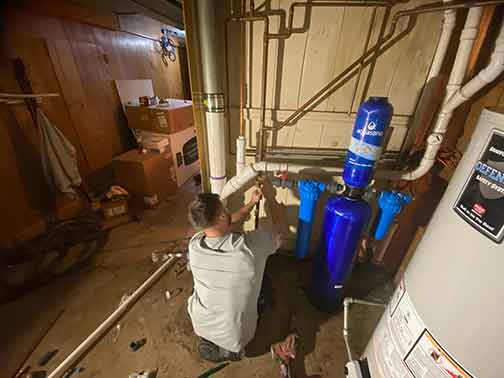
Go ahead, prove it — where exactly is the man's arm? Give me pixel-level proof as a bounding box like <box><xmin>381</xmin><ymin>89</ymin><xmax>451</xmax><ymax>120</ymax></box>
<box><xmin>261</xmin><ymin>179</ymin><xmax>289</xmax><ymax>248</ymax></box>
<box><xmin>230</xmin><ymin>187</ymin><xmax>262</xmax><ymax>224</ymax></box>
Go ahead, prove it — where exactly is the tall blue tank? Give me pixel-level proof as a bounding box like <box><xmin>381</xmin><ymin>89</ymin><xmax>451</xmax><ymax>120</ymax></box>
<box><xmin>309</xmin><ymin>195</ymin><xmax>372</xmax><ymax>311</ymax></box>
<box><xmin>343</xmin><ymin>97</ymin><xmax>393</xmax><ymax>189</ymax></box>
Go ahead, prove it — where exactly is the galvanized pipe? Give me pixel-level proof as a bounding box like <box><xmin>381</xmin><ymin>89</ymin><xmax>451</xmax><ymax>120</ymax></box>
<box><xmin>47</xmin><ymin>255</ymin><xmax>178</xmax><ymax>378</ymax></box>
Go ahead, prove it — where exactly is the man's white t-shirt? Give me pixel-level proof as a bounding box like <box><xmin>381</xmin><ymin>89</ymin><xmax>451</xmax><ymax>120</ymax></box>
<box><xmin>187</xmin><ymin>230</ymin><xmax>278</xmax><ymax>353</ymax></box>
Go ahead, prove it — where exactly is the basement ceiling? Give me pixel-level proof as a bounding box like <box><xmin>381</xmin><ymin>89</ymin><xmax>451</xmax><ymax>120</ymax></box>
<box><xmin>69</xmin><ymin>0</ymin><xmax>184</xmax><ymax>29</ymax></box>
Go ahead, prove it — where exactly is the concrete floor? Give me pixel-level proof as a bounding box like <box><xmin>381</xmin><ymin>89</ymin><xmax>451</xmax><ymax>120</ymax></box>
<box><xmin>2</xmin><ymin>182</ymin><xmax>392</xmax><ymax>378</ymax></box>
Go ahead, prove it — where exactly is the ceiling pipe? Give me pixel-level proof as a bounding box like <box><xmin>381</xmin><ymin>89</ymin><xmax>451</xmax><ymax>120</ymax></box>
<box><xmin>196</xmin><ymin>0</ymin><xmax>227</xmax><ymax>194</ymax></box>
<box><xmin>400</xmin><ymin>10</ymin><xmax>504</xmax><ymax>181</ymax></box>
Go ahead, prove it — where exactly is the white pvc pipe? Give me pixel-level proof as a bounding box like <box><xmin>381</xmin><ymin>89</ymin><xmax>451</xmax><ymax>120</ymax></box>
<box><xmin>47</xmin><ymin>255</ymin><xmax>178</xmax><ymax>378</ymax></box>
<box><xmin>427</xmin><ymin>5</ymin><xmax>456</xmax><ymax>81</ymax></box>
<box><xmin>400</xmin><ymin>9</ymin><xmax>504</xmax><ymax>182</ymax></box>
<box><xmin>342</xmin><ymin>297</ymin><xmax>385</xmax><ymax>362</ymax></box>
<box><xmin>236</xmin><ymin>136</ymin><xmax>246</xmax><ymax>175</ymax></box>
<box><xmin>206</xmin><ymin>112</ymin><xmax>227</xmax><ymax>194</ymax></box>
<box><xmin>220</xmin><ymin>161</ymin><xmax>344</xmax><ymax>199</ymax></box>
<box><xmin>445</xmin><ymin>8</ymin><xmax>482</xmax><ymax>100</ymax></box>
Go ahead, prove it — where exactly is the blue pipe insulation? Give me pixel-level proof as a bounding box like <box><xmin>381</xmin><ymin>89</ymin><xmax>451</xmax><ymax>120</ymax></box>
<box><xmin>374</xmin><ymin>191</ymin><xmax>411</xmax><ymax>240</ymax></box>
<box><xmin>295</xmin><ymin>180</ymin><xmax>326</xmax><ymax>259</ymax></box>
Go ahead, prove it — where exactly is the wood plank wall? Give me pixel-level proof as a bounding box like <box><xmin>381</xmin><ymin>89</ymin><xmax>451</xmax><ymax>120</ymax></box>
<box><xmin>224</xmin><ymin>0</ymin><xmax>444</xmax><ymax>246</ymax></box>
<box><xmin>0</xmin><ymin>4</ymin><xmax>187</xmax><ymax>247</ymax></box>
<box><xmin>230</xmin><ymin>0</ymin><xmax>442</xmax><ymax>155</ymax></box>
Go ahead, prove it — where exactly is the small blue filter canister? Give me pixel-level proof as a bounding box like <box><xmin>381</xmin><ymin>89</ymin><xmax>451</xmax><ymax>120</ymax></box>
<box><xmin>343</xmin><ymin>97</ymin><xmax>393</xmax><ymax>189</ymax></box>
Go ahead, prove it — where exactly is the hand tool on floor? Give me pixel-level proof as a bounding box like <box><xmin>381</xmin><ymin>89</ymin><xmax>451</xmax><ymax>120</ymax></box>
<box><xmin>129</xmin><ymin>338</ymin><xmax>147</xmax><ymax>351</ymax></box>
<box><xmin>38</xmin><ymin>350</ymin><xmax>58</xmax><ymax>366</ymax></box>
<box><xmin>197</xmin><ymin>362</ymin><xmax>230</xmax><ymax>378</ymax></box>
<box><xmin>271</xmin><ymin>334</ymin><xmax>299</xmax><ymax>378</ymax></box>
<box><xmin>11</xmin><ymin>309</ymin><xmax>64</xmax><ymax>378</ymax></box>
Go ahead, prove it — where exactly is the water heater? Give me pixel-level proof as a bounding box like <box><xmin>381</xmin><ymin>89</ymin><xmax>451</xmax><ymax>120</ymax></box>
<box><xmin>363</xmin><ymin>108</ymin><xmax>504</xmax><ymax>378</ymax></box>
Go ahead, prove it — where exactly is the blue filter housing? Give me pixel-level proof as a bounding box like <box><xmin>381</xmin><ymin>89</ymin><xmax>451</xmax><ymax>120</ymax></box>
<box><xmin>343</xmin><ymin>97</ymin><xmax>393</xmax><ymax>188</ymax></box>
<box><xmin>309</xmin><ymin>195</ymin><xmax>371</xmax><ymax>312</ymax></box>
<box><xmin>296</xmin><ymin>180</ymin><xmax>326</xmax><ymax>259</ymax></box>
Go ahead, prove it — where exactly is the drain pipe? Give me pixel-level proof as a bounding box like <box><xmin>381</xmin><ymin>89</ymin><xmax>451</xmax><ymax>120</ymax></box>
<box><xmin>427</xmin><ymin>2</ymin><xmax>457</xmax><ymax>81</ymax></box>
<box><xmin>197</xmin><ymin>0</ymin><xmax>227</xmax><ymax>194</ymax></box>
<box><xmin>399</xmin><ymin>8</ymin><xmax>504</xmax><ymax>182</ymax></box>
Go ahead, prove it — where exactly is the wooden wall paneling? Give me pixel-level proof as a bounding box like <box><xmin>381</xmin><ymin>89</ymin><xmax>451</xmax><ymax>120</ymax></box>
<box><xmin>326</xmin><ymin>7</ymin><xmax>377</xmax><ymax>112</ymax></box>
<box><xmin>249</xmin><ymin>0</ymin><xmax>281</xmax><ymax>109</ymax></box>
<box><xmin>387</xmin><ymin>8</ymin><xmax>441</xmax><ymax>115</ymax></box>
<box><xmin>18</xmin><ymin>0</ymin><xmax>119</xmax><ymax>30</ymax></box>
<box><xmin>62</xmin><ymin>21</ymin><xmax>130</xmax><ymax>167</ymax></box>
<box><xmin>291</xmin><ymin>120</ymin><xmax>323</xmax><ymax>148</ymax></box>
<box><xmin>274</xmin><ymin>0</ymin><xmax>307</xmax><ymax>110</ymax></box>
<box><xmin>0</xmin><ymin>108</ymin><xmax>46</xmax><ymax>246</ymax></box>
<box><xmin>297</xmin><ymin>7</ymin><xmax>345</xmax><ymax>112</ymax></box>
<box><xmin>457</xmin><ymin>80</ymin><xmax>504</xmax><ymax>151</ymax></box>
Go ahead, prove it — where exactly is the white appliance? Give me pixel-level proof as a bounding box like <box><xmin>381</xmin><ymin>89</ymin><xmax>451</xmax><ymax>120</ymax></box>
<box><xmin>363</xmin><ymin>108</ymin><xmax>504</xmax><ymax>378</ymax></box>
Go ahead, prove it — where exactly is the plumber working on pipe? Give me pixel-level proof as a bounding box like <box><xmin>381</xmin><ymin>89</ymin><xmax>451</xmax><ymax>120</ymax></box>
<box><xmin>187</xmin><ymin>178</ymin><xmax>288</xmax><ymax>362</ymax></box>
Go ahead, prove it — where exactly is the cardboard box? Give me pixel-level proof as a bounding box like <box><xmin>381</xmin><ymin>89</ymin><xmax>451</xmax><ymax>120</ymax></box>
<box><xmin>112</xmin><ymin>150</ymin><xmax>177</xmax><ymax>198</ymax></box>
<box><xmin>125</xmin><ymin>100</ymin><xmax>194</xmax><ymax>135</ymax></box>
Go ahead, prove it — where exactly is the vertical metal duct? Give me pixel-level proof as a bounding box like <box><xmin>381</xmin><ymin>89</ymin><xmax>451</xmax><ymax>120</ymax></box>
<box><xmin>195</xmin><ymin>0</ymin><xmax>227</xmax><ymax>194</ymax></box>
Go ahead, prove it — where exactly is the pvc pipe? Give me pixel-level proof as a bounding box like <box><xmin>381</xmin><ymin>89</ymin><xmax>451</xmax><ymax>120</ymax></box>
<box><xmin>427</xmin><ymin>4</ymin><xmax>456</xmax><ymax>81</ymax></box>
<box><xmin>400</xmin><ymin>9</ymin><xmax>504</xmax><ymax>182</ymax></box>
<box><xmin>342</xmin><ymin>297</ymin><xmax>385</xmax><ymax>362</ymax></box>
<box><xmin>220</xmin><ymin>162</ymin><xmax>344</xmax><ymax>199</ymax></box>
<box><xmin>445</xmin><ymin>8</ymin><xmax>482</xmax><ymax>100</ymax></box>
<box><xmin>206</xmin><ymin>112</ymin><xmax>227</xmax><ymax>194</ymax></box>
<box><xmin>47</xmin><ymin>255</ymin><xmax>178</xmax><ymax>378</ymax></box>
<box><xmin>236</xmin><ymin>136</ymin><xmax>246</xmax><ymax>174</ymax></box>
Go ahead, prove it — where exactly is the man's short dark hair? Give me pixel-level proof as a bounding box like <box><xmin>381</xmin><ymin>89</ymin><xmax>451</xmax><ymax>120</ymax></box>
<box><xmin>188</xmin><ymin>193</ymin><xmax>223</xmax><ymax>229</ymax></box>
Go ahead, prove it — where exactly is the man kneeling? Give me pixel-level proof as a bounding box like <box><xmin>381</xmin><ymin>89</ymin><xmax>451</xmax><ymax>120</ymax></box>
<box><xmin>187</xmin><ymin>181</ymin><xmax>287</xmax><ymax>362</ymax></box>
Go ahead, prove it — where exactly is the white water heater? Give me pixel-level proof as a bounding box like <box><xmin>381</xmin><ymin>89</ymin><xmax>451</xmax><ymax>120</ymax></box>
<box><xmin>363</xmin><ymin>108</ymin><xmax>504</xmax><ymax>378</ymax></box>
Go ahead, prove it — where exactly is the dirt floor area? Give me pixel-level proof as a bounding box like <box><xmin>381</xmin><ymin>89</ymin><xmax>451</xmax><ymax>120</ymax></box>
<box><xmin>1</xmin><ymin>182</ymin><xmax>392</xmax><ymax>378</ymax></box>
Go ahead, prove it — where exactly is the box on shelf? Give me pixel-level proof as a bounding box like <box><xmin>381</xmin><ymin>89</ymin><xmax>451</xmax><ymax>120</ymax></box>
<box><xmin>112</xmin><ymin>150</ymin><xmax>177</xmax><ymax>200</ymax></box>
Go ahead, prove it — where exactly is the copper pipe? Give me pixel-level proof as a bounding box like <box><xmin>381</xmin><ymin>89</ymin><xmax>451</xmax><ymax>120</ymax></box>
<box><xmin>257</xmin><ymin>17</ymin><xmax>270</xmax><ymax>161</ymax></box>
<box><xmin>391</xmin><ymin>0</ymin><xmax>504</xmax><ymax>21</ymax></box>
<box><xmin>359</xmin><ymin>6</ymin><xmax>392</xmax><ymax>106</ymax></box>
<box><xmin>264</xmin><ymin>14</ymin><xmax>414</xmax><ymax>131</ymax></box>
<box><xmin>269</xmin><ymin>1</ymin><xmax>391</xmax><ymax>40</ymax></box>
<box><xmin>348</xmin><ymin>6</ymin><xmax>378</xmax><ymax>115</ymax></box>
<box><xmin>239</xmin><ymin>0</ymin><xmax>247</xmax><ymax>137</ymax></box>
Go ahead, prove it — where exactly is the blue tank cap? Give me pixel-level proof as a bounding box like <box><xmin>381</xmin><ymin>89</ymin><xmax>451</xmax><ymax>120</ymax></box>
<box><xmin>374</xmin><ymin>191</ymin><xmax>411</xmax><ymax>240</ymax></box>
<box><xmin>298</xmin><ymin>180</ymin><xmax>326</xmax><ymax>201</ymax></box>
<box><xmin>378</xmin><ymin>191</ymin><xmax>411</xmax><ymax>213</ymax></box>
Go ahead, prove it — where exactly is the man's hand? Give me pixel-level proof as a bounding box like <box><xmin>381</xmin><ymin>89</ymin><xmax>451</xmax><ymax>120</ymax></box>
<box><xmin>250</xmin><ymin>185</ymin><xmax>263</xmax><ymax>205</ymax></box>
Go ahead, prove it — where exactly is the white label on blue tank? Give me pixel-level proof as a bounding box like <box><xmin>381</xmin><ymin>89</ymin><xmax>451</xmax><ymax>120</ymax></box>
<box><xmin>349</xmin><ymin>136</ymin><xmax>383</xmax><ymax>161</ymax></box>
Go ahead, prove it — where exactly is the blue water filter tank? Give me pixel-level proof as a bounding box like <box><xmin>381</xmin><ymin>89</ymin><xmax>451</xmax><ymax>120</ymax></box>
<box><xmin>343</xmin><ymin>97</ymin><xmax>393</xmax><ymax>189</ymax></box>
<box><xmin>309</xmin><ymin>195</ymin><xmax>371</xmax><ymax>311</ymax></box>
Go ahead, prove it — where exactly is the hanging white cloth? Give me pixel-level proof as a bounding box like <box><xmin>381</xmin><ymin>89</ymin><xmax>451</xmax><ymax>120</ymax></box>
<box><xmin>38</xmin><ymin>109</ymin><xmax>82</xmax><ymax>198</ymax></box>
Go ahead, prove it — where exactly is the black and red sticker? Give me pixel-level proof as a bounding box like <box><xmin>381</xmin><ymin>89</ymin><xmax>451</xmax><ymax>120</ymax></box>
<box><xmin>454</xmin><ymin>129</ymin><xmax>504</xmax><ymax>243</ymax></box>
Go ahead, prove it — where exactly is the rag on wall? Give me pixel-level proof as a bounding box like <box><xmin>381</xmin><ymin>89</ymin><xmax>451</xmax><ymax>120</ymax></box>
<box><xmin>38</xmin><ymin>109</ymin><xmax>82</xmax><ymax>198</ymax></box>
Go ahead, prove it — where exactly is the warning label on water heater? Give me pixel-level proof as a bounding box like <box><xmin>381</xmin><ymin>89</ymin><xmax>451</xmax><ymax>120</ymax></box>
<box><xmin>454</xmin><ymin>129</ymin><xmax>504</xmax><ymax>243</ymax></box>
<box><xmin>374</xmin><ymin>281</ymin><xmax>475</xmax><ymax>378</ymax></box>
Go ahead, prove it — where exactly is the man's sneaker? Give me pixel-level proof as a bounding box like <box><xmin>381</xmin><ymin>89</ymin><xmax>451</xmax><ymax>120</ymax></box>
<box><xmin>198</xmin><ymin>338</ymin><xmax>242</xmax><ymax>363</ymax></box>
